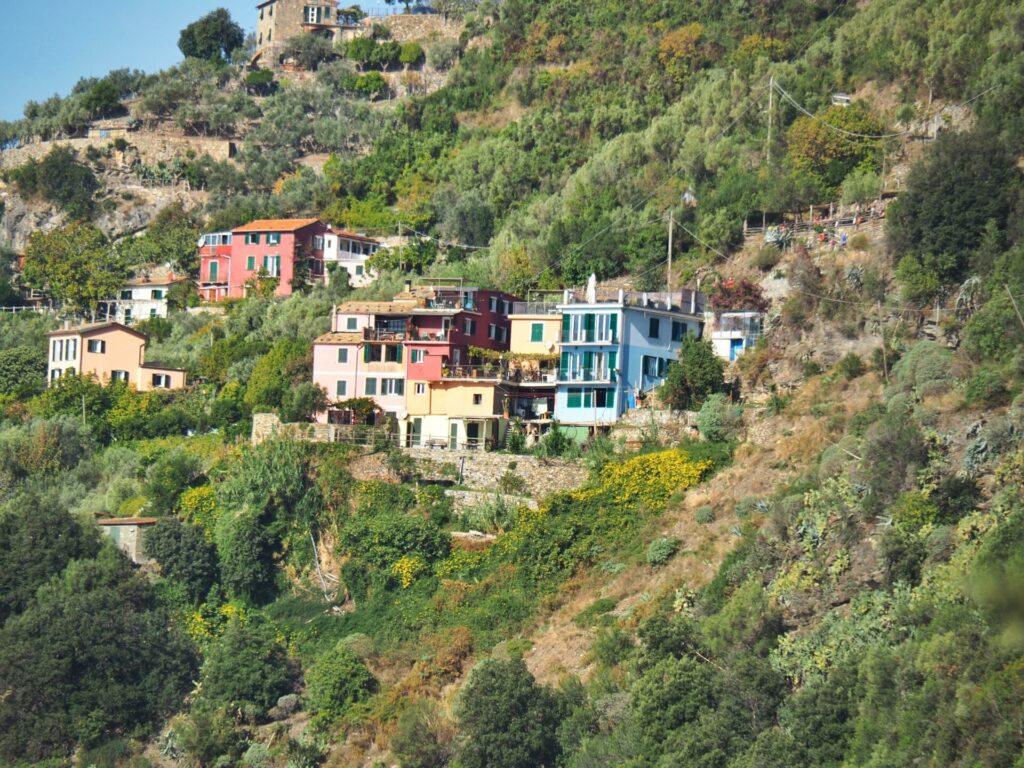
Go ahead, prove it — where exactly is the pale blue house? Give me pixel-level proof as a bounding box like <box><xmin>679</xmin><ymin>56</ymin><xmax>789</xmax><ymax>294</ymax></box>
<box><xmin>554</xmin><ymin>285</ymin><xmax>705</xmax><ymax>439</ymax></box>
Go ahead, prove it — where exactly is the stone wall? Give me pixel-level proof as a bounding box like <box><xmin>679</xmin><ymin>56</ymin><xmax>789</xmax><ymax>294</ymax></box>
<box><xmin>252</xmin><ymin>413</ymin><xmax>334</xmax><ymax>444</ymax></box>
<box><xmin>611</xmin><ymin>408</ymin><xmax>700</xmax><ymax>447</ymax></box>
<box><xmin>409</xmin><ymin>449</ymin><xmax>588</xmax><ymax>497</ymax></box>
<box><xmin>445</xmin><ymin>489</ymin><xmax>539</xmax><ymax>514</ymax></box>
<box><xmin>0</xmin><ymin>133</ymin><xmax>236</xmax><ymax>170</ymax></box>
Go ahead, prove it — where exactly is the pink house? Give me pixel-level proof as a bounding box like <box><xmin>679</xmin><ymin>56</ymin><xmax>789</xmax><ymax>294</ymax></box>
<box><xmin>199</xmin><ymin>219</ymin><xmax>327</xmax><ymax>300</ymax></box>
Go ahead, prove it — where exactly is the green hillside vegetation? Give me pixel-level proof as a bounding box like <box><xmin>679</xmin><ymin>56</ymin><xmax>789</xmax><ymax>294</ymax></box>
<box><xmin>0</xmin><ymin>0</ymin><xmax>1023</xmax><ymax>766</ymax></box>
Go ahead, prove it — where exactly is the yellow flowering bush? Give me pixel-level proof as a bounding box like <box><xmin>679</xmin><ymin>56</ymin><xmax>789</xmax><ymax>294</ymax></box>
<box><xmin>185</xmin><ymin>601</ymin><xmax>249</xmax><ymax>646</ymax></box>
<box><xmin>435</xmin><ymin>548</ymin><xmax>487</xmax><ymax>581</ymax></box>
<box><xmin>179</xmin><ymin>485</ymin><xmax>220</xmax><ymax>540</ymax></box>
<box><xmin>583</xmin><ymin>450</ymin><xmax>713</xmax><ymax>508</ymax></box>
<box><xmin>390</xmin><ymin>555</ymin><xmax>428</xmax><ymax>588</ymax></box>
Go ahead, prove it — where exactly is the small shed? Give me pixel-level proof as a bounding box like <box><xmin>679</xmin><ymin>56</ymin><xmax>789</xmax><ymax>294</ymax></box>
<box><xmin>97</xmin><ymin>517</ymin><xmax>158</xmax><ymax>565</ymax></box>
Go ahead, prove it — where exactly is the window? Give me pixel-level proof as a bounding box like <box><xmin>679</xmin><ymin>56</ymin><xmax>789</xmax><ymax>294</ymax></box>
<box><xmin>337</xmin><ymin>348</ymin><xmax>348</xmax><ymax>364</ymax></box>
<box><xmin>489</xmin><ymin>296</ymin><xmax>497</xmax><ymax>312</ymax></box>
<box><xmin>500</xmin><ymin>300</ymin><xmax>509</xmax><ymax>315</ymax></box>
<box><xmin>150</xmin><ymin>308</ymin><xmax>158</xmax><ymax>319</ymax></box>
<box><xmin>124</xmin><ymin>309</ymin><xmax>132</xmax><ymax>323</ymax></box>
<box><xmin>268</xmin><ymin>232</ymin><xmax>281</xmax><ymax>245</ymax></box>
<box><xmin>336</xmin><ymin>380</ymin><xmax>347</xmax><ymax>397</ymax></box>
<box><xmin>87</xmin><ymin>339</ymin><xmax>106</xmax><ymax>354</ymax></box>
<box><xmin>209</xmin><ymin>261</ymin><xmax>219</xmax><ymax>281</ymax></box>
<box><xmin>384</xmin><ymin>345</ymin><xmax>402</xmax><ymax>363</ymax></box>
<box><xmin>246</xmin><ymin>256</ymin><xmax>256</xmax><ymax>270</ymax></box>
<box><xmin>414</xmin><ymin>383</ymin><xmax>426</xmax><ymax>395</ymax></box>
<box><xmin>473</xmin><ymin>393</ymin><xmax>483</xmax><ymax>405</ymax></box>
<box><xmin>120</xmin><ymin>290</ymin><xmax>132</xmax><ymax>300</ymax></box>
<box><xmin>305</xmin><ymin>5</ymin><xmax>321</xmax><ymax>23</ymax></box>
<box><xmin>313</xmin><ymin>236</ymin><xmax>324</xmax><ymax>249</ymax></box>
<box><xmin>596</xmin><ymin>388</ymin><xmax>614</xmax><ymax>408</ymax></box>
<box><xmin>52</xmin><ymin>339</ymin><xmax>61</xmax><ymax>361</ymax></box>
<box><xmin>380</xmin><ymin>378</ymin><xmax>404</xmax><ymax>395</ymax></box>
<box><xmin>671</xmin><ymin>321</ymin><xmax>685</xmax><ymax>342</ymax></box>
<box><xmin>263</xmin><ymin>255</ymin><xmax>281</xmax><ymax>277</ymax></box>
<box><xmin>488</xmin><ymin>324</ymin><xmax>496</xmax><ymax>340</ymax></box>
<box><xmin>112</xmin><ymin>370</ymin><xmax>130</xmax><ymax>383</ymax></box>
<box><xmin>410</xmin><ymin>349</ymin><xmax>424</xmax><ymax>364</ymax></box>
<box><xmin>497</xmin><ymin>326</ymin><xmax>508</xmax><ymax>343</ymax></box>
<box><xmin>245</xmin><ymin>233</ymin><xmax>260</xmax><ymax>245</ymax></box>
<box><xmin>151</xmin><ymin>374</ymin><xmax>171</xmax><ymax>389</ymax></box>
<box><xmin>267</xmin><ymin>29</ymin><xmax>272</xmax><ymax>41</ymax></box>
<box><xmin>531</xmin><ymin>322</ymin><xmax>544</xmax><ymax>342</ymax></box>
<box><xmin>567</xmin><ymin>388</ymin><xmax>582</xmax><ymax>408</ymax></box>
<box><xmin>365</xmin><ymin>378</ymin><xmax>377</xmax><ymax>395</ymax></box>
<box><xmin>643</xmin><ymin>356</ymin><xmax>658</xmax><ymax>376</ymax></box>
<box><xmin>346</xmin><ymin>317</ymin><xmax>357</xmax><ymax>330</ymax></box>
<box><xmin>463</xmin><ymin>319</ymin><xmax>476</xmax><ymax>336</ymax></box>
<box><xmin>50</xmin><ymin>369</ymin><xmax>60</xmax><ymax>382</ymax></box>
<box><xmin>649</xmin><ymin>317</ymin><xmax>661</xmax><ymax>338</ymax></box>
<box><xmin>355</xmin><ymin>265</ymin><xmax>364</xmax><ymax>275</ymax></box>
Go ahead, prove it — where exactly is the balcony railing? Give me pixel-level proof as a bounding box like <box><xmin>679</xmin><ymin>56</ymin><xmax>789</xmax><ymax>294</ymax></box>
<box><xmin>511</xmin><ymin>301</ymin><xmax>560</xmax><ymax>315</ymax></box>
<box><xmin>558</xmin><ymin>368</ymin><xmax>617</xmax><ymax>383</ymax></box>
<box><xmin>365</xmin><ymin>328</ymin><xmax>409</xmax><ymax>342</ymax></box>
<box><xmin>561</xmin><ymin>332</ymin><xmax>618</xmax><ymax>344</ymax></box>
<box><xmin>440</xmin><ymin>365</ymin><xmax>560</xmax><ymax>383</ymax></box>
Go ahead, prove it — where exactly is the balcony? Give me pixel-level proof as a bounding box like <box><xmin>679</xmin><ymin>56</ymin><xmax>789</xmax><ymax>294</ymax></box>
<box><xmin>511</xmin><ymin>301</ymin><xmax>561</xmax><ymax>315</ymax></box>
<box><xmin>558</xmin><ymin>368</ymin><xmax>617</xmax><ymax>383</ymax></box>
<box><xmin>365</xmin><ymin>328</ymin><xmax>409</xmax><ymax>342</ymax></box>
<box><xmin>561</xmin><ymin>331</ymin><xmax>618</xmax><ymax>344</ymax></box>
<box><xmin>440</xmin><ymin>365</ymin><xmax>559</xmax><ymax>383</ymax></box>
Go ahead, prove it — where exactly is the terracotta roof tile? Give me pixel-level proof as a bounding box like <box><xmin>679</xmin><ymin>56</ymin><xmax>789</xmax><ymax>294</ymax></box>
<box><xmin>335</xmin><ymin>299</ymin><xmax>420</xmax><ymax>314</ymax></box>
<box><xmin>232</xmin><ymin>218</ymin><xmax>321</xmax><ymax>233</ymax></box>
<box><xmin>97</xmin><ymin>517</ymin><xmax>159</xmax><ymax>526</ymax></box>
<box><xmin>46</xmin><ymin>321</ymin><xmax>148</xmax><ymax>340</ymax></box>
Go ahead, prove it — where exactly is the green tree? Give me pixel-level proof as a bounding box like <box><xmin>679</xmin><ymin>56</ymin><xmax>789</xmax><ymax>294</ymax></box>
<box><xmin>0</xmin><ymin>548</ymin><xmax>196</xmax><ymax>762</ymax></box>
<box><xmin>143</xmin><ymin>448</ymin><xmax>202</xmax><ymax>517</ymax></box>
<box><xmin>346</xmin><ymin>37</ymin><xmax>378</xmax><ymax>71</ymax></box>
<box><xmin>0</xmin><ymin>503</ymin><xmax>100</xmax><ymax>625</ymax></box>
<box><xmin>393</xmin><ymin>699</ymin><xmax>455</xmax><ymax>768</ymax></box>
<box><xmin>243</xmin><ymin>339</ymin><xmax>310</xmax><ymax>410</ymax></box>
<box><xmin>0</xmin><ymin>345</ymin><xmax>47</xmax><ymax>397</ymax></box>
<box><xmin>785</xmin><ymin>104</ymin><xmax>883</xmax><ymax>191</ymax></box>
<box><xmin>305</xmin><ymin>643</ymin><xmax>377</xmax><ymax>724</ymax></box>
<box><xmin>888</xmin><ymin>129</ymin><xmax>1017</xmax><ymax>296</ymax></box>
<box><xmin>356</xmin><ymin>71</ymin><xmax>390</xmax><ymax>100</ymax></box>
<box><xmin>23</xmin><ymin>222</ymin><xmax>127</xmax><ymax>314</ymax></box>
<box><xmin>6</xmin><ymin>146</ymin><xmax>98</xmax><ymax>219</ymax></box>
<box><xmin>282</xmin><ymin>33</ymin><xmax>336</xmax><ymax>71</ymax></box>
<box><xmin>199</xmin><ymin>616</ymin><xmax>292</xmax><ymax>715</ymax></box>
<box><xmin>145</xmin><ymin>519</ymin><xmax>218</xmax><ymax>602</ymax></box>
<box><xmin>659</xmin><ymin>335</ymin><xmax>724</xmax><ymax>411</ymax></box>
<box><xmin>80</xmin><ymin>80</ymin><xmax>123</xmax><ymax>118</ymax></box>
<box><xmin>178</xmin><ymin>8</ymin><xmax>244</xmax><ymax>61</ymax></box>
<box><xmin>215</xmin><ymin>510</ymin><xmax>277</xmax><ymax>602</ymax></box>
<box><xmin>400</xmin><ymin>42</ymin><xmax>425</xmax><ymax>69</ymax></box>
<box><xmin>457</xmin><ymin>658</ymin><xmax>564</xmax><ymax>768</ymax></box>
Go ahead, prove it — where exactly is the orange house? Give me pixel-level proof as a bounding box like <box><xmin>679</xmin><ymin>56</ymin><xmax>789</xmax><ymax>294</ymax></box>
<box><xmin>45</xmin><ymin>322</ymin><xmax>187</xmax><ymax>391</ymax></box>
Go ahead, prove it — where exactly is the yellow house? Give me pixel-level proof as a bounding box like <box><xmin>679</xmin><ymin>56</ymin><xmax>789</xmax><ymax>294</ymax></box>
<box><xmin>510</xmin><ymin>312</ymin><xmax>562</xmax><ymax>356</ymax></box>
<box><xmin>405</xmin><ymin>378</ymin><xmax>508</xmax><ymax>450</ymax></box>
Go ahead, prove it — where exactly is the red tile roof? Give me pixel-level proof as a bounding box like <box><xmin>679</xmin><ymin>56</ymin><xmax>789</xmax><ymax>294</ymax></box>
<box><xmin>232</xmin><ymin>218</ymin><xmax>321</xmax><ymax>234</ymax></box>
<box><xmin>97</xmin><ymin>517</ymin><xmax>159</xmax><ymax>526</ymax></box>
<box><xmin>45</xmin><ymin>321</ymin><xmax>148</xmax><ymax>340</ymax></box>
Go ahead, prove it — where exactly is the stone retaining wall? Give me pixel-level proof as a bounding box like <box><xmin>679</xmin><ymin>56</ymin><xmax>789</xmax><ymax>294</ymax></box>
<box><xmin>0</xmin><ymin>133</ymin><xmax>235</xmax><ymax>169</ymax></box>
<box><xmin>409</xmin><ymin>449</ymin><xmax>588</xmax><ymax>497</ymax></box>
<box><xmin>445</xmin><ymin>489</ymin><xmax>539</xmax><ymax>514</ymax></box>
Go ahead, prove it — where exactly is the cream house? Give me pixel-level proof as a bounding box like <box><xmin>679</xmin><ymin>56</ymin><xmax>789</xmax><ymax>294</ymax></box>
<box><xmin>46</xmin><ymin>322</ymin><xmax>186</xmax><ymax>391</ymax></box>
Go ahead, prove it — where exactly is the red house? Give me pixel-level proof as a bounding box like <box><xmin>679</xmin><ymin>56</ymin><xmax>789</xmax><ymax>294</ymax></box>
<box><xmin>199</xmin><ymin>218</ymin><xmax>328</xmax><ymax>301</ymax></box>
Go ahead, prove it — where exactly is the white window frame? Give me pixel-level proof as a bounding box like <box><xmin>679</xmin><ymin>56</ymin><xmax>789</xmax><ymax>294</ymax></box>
<box><xmin>336</xmin><ymin>380</ymin><xmax>347</xmax><ymax>397</ymax></box>
<box><xmin>87</xmin><ymin>339</ymin><xmax>106</xmax><ymax>354</ymax></box>
<box><xmin>414</xmin><ymin>383</ymin><xmax>426</xmax><ymax>395</ymax></box>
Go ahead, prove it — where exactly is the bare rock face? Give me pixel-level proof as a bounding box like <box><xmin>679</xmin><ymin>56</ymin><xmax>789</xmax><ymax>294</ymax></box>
<box><xmin>0</xmin><ymin>191</ymin><xmax>65</xmax><ymax>251</ymax></box>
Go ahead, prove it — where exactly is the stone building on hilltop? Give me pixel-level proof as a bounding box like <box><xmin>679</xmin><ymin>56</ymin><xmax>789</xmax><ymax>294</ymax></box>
<box><xmin>253</xmin><ymin>0</ymin><xmax>363</xmax><ymax>67</ymax></box>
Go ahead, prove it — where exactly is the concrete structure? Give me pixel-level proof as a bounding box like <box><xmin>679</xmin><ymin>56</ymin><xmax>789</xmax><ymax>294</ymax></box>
<box><xmin>45</xmin><ymin>322</ymin><xmax>186</xmax><ymax>391</ymax></box>
<box><xmin>320</xmin><ymin>229</ymin><xmax>381</xmax><ymax>288</ymax></box>
<box><xmin>406</xmin><ymin>378</ymin><xmax>508</xmax><ymax>450</ymax></box>
<box><xmin>97</xmin><ymin>517</ymin><xmax>157</xmax><ymax>565</ymax></box>
<box><xmin>98</xmin><ymin>266</ymin><xmax>189</xmax><ymax>324</ymax></box>
<box><xmin>709</xmin><ymin>310</ymin><xmax>763</xmax><ymax>361</ymax></box>
<box><xmin>199</xmin><ymin>219</ymin><xmax>327</xmax><ymax>300</ymax></box>
<box><xmin>553</xmin><ymin>283</ymin><xmax>705</xmax><ymax>438</ymax></box>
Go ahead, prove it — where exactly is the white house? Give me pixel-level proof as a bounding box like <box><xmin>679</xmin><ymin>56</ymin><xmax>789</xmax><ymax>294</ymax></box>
<box><xmin>99</xmin><ymin>267</ymin><xmax>189</xmax><ymax>324</ymax></box>
<box><xmin>318</xmin><ymin>228</ymin><xmax>381</xmax><ymax>288</ymax></box>
<box><xmin>708</xmin><ymin>310</ymin><xmax>763</xmax><ymax>361</ymax></box>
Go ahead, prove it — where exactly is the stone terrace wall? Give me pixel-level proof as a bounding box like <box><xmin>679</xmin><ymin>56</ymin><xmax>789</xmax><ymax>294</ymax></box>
<box><xmin>0</xmin><ymin>133</ymin><xmax>235</xmax><ymax>169</ymax></box>
<box><xmin>409</xmin><ymin>448</ymin><xmax>588</xmax><ymax>497</ymax></box>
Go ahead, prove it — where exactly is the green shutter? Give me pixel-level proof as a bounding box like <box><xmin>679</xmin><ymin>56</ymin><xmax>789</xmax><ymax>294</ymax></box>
<box><xmin>363</xmin><ymin>345</ymin><xmax>371</xmax><ymax>363</ymax></box>
<box><xmin>583</xmin><ymin>351</ymin><xmax>594</xmax><ymax>376</ymax></box>
<box><xmin>561</xmin><ymin>314</ymin><xmax>570</xmax><ymax>342</ymax></box>
<box><xmin>396</xmin><ymin>345</ymin><xmax>403</xmax><ymax>363</ymax></box>
<box><xmin>395</xmin><ymin>379</ymin><xmax>404</xmax><ymax>395</ymax></box>
<box><xmin>531</xmin><ymin>323</ymin><xmax>543</xmax><ymax>342</ymax></box>
<box><xmin>561</xmin><ymin>351</ymin><xmax>570</xmax><ymax>376</ymax></box>
<box><xmin>584</xmin><ymin>313</ymin><xmax>595</xmax><ymax>341</ymax></box>
<box><xmin>609</xmin><ymin>313</ymin><xmax>617</xmax><ymax>341</ymax></box>
<box><xmin>608</xmin><ymin>351</ymin><xmax>617</xmax><ymax>379</ymax></box>
<box><xmin>567</xmin><ymin>388</ymin><xmax>581</xmax><ymax>408</ymax></box>
<box><xmin>583</xmin><ymin>389</ymin><xmax>593</xmax><ymax>408</ymax></box>
<box><xmin>365</xmin><ymin>378</ymin><xmax>376</xmax><ymax>395</ymax></box>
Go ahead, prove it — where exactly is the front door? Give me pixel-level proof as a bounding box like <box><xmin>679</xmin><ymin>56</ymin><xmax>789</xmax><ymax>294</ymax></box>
<box><xmin>466</xmin><ymin>421</ymin><xmax>481</xmax><ymax>449</ymax></box>
<box><xmin>449</xmin><ymin>421</ymin><xmax>458</xmax><ymax>450</ymax></box>
<box><xmin>730</xmin><ymin>338</ymin><xmax>744</xmax><ymax>361</ymax></box>
<box><xmin>411</xmin><ymin>417</ymin><xmax>422</xmax><ymax>447</ymax></box>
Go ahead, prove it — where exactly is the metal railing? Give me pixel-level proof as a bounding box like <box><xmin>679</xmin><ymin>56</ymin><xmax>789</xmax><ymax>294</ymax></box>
<box><xmin>558</xmin><ymin>368</ymin><xmax>617</xmax><ymax>383</ymax></box>
<box><xmin>511</xmin><ymin>301</ymin><xmax>560</xmax><ymax>315</ymax></box>
<box><xmin>561</xmin><ymin>331</ymin><xmax>618</xmax><ymax>344</ymax></box>
<box><xmin>440</xmin><ymin>365</ymin><xmax>559</xmax><ymax>383</ymax></box>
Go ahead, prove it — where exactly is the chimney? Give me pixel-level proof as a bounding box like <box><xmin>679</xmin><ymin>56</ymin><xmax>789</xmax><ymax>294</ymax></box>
<box><xmin>63</xmin><ymin>319</ymin><xmax>70</xmax><ymax>330</ymax></box>
<box><xmin>404</xmin><ymin>281</ymin><xmax>412</xmax><ymax>293</ymax></box>
<box><xmin>618</xmin><ymin>288</ymin><xmax>624</xmax><ymax>304</ymax></box>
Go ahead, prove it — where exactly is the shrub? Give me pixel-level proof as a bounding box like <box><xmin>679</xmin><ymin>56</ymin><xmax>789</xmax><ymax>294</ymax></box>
<box><xmin>752</xmin><ymin>246</ymin><xmax>782</xmax><ymax>271</ymax></box>
<box><xmin>199</xmin><ymin>617</ymin><xmax>292</xmax><ymax>716</ymax></box>
<box><xmin>426</xmin><ymin>39</ymin><xmax>460</xmax><ymax>70</ymax></box>
<box><xmin>305</xmin><ymin>643</ymin><xmax>377</xmax><ymax>725</ymax></box>
<box><xmin>890</xmin><ymin>341</ymin><xmax>953</xmax><ymax>399</ymax></box>
<box><xmin>709</xmin><ymin>278</ymin><xmax>769</xmax><ymax>312</ymax></box>
<box><xmin>497</xmin><ymin>469</ymin><xmax>529</xmax><ymax>495</ymax></box>
<box><xmin>591</xmin><ymin>628</ymin><xmax>634</xmax><ymax>667</ymax></box>
<box><xmin>802</xmin><ymin>359</ymin><xmax>823</xmax><ymax>377</ymax></box>
<box><xmin>392</xmin><ymin>699</ymin><xmax>455</xmax><ymax>768</ymax></box>
<box><xmin>837</xmin><ymin>352</ymin><xmax>865</xmax><ymax>380</ymax></box>
<box><xmin>697</xmin><ymin>393</ymin><xmax>742</xmax><ymax>442</ymax></box>
<box><xmin>145</xmin><ymin>519</ymin><xmax>218</xmax><ymax>602</ymax></box>
<box><xmin>573</xmin><ymin>598</ymin><xmax>618</xmax><ymax>627</ymax></box>
<box><xmin>963</xmin><ymin>368</ymin><xmax>1011</xmax><ymax>408</ymax></box>
<box><xmin>695</xmin><ymin>505</ymin><xmax>715</xmax><ymax>524</ymax></box>
<box><xmin>646</xmin><ymin>537</ymin><xmax>680</xmax><ymax>566</ymax></box>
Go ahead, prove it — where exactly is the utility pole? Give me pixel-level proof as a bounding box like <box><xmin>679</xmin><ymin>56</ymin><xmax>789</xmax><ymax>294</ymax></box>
<box><xmin>767</xmin><ymin>75</ymin><xmax>774</xmax><ymax>164</ymax></box>
<box><xmin>666</xmin><ymin>210</ymin><xmax>674</xmax><ymax>294</ymax></box>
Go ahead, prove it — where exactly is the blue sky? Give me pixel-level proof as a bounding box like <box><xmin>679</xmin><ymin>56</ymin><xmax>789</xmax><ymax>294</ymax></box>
<box><xmin>0</xmin><ymin>0</ymin><xmax>392</xmax><ymax>121</ymax></box>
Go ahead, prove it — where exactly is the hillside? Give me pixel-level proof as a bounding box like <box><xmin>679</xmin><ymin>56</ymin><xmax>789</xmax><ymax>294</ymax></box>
<box><xmin>0</xmin><ymin>1</ymin><xmax>1023</xmax><ymax>768</ymax></box>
